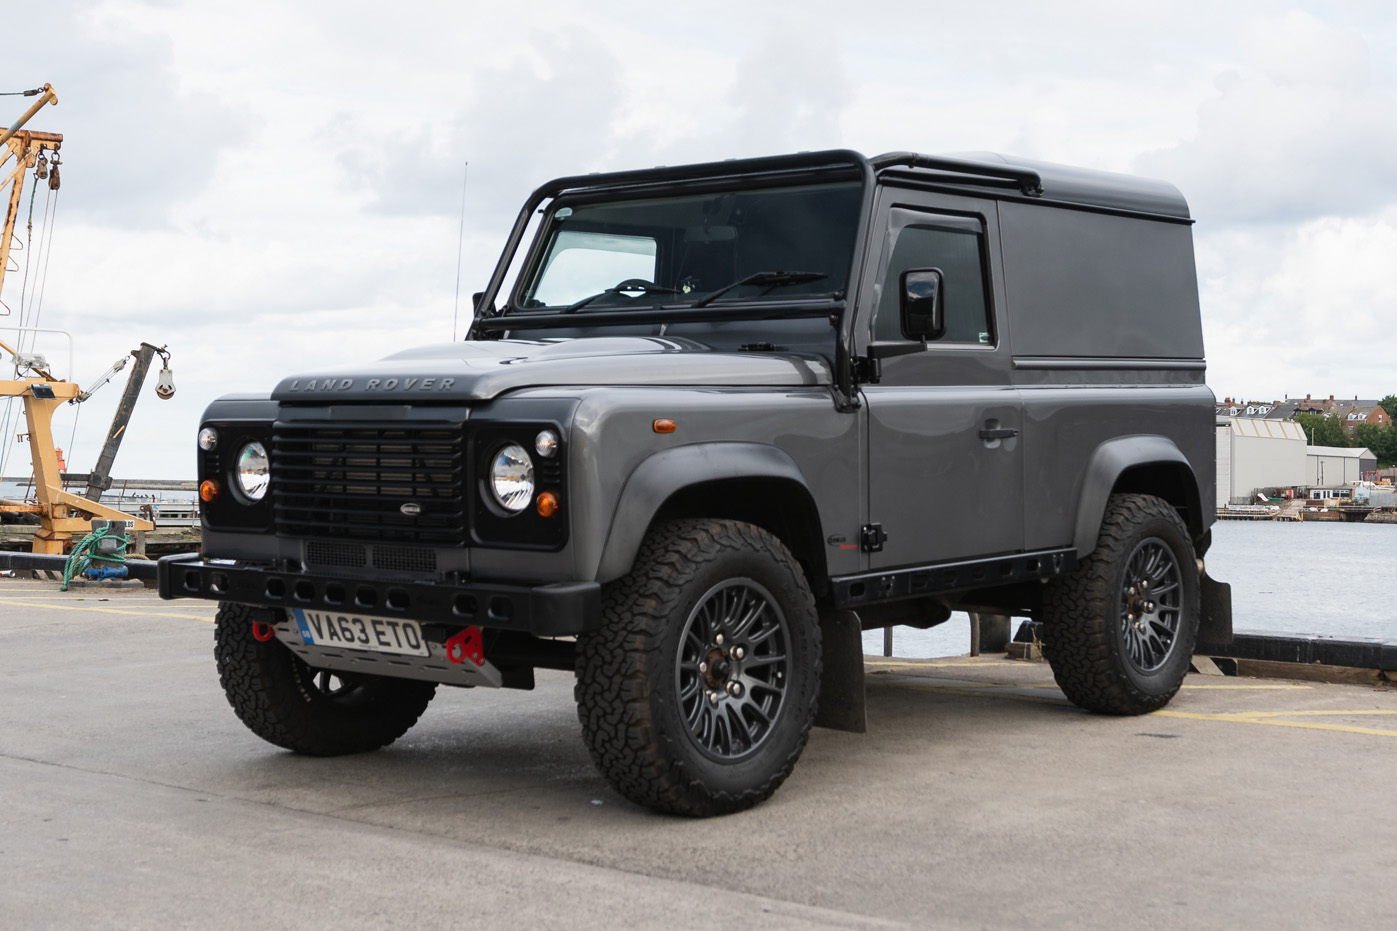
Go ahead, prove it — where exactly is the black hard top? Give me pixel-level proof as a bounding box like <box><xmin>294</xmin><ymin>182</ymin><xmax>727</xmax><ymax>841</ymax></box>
<box><xmin>538</xmin><ymin>149</ymin><xmax>1191</xmax><ymax>222</ymax></box>
<box><xmin>873</xmin><ymin>151</ymin><xmax>1192</xmax><ymax>221</ymax></box>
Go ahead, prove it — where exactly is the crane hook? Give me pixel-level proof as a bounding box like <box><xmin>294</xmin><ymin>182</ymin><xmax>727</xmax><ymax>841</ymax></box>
<box><xmin>153</xmin><ymin>344</ymin><xmax>175</xmax><ymax>399</ymax></box>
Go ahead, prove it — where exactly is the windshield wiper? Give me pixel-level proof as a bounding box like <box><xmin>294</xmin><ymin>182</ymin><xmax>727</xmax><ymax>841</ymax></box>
<box><xmin>691</xmin><ymin>271</ymin><xmax>828</xmax><ymax>308</ymax></box>
<box><xmin>562</xmin><ymin>280</ymin><xmax>682</xmax><ymax>314</ymax></box>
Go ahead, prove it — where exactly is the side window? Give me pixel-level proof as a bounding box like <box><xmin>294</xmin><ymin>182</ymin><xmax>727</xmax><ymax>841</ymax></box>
<box><xmin>874</xmin><ymin>217</ymin><xmax>992</xmax><ymax>345</ymax></box>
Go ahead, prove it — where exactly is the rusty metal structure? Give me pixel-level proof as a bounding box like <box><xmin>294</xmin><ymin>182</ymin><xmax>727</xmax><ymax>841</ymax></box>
<box><xmin>1</xmin><ymin>84</ymin><xmax>60</xmax><ymax>307</ymax></box>
<box><xmin>1</xmin><ymin>84</ymin><xmax>157</xmax><ymax>554</ymax></box>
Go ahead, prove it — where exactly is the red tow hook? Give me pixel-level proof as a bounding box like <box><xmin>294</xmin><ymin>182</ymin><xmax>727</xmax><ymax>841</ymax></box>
<box><xmin>251</xmin><ymin>622</ymin><xmax>276</xmax><ymax>642</ymax></box>
<box><xmin>445</xmin><ymin>626</ymin><xmax>484</xmax><ymax>666</ymax></box>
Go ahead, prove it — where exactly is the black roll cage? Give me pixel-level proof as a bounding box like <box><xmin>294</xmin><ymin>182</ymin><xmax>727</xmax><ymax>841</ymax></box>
<box><xmin>466</xmin><ymin>150</ymin><xmax>1046</xmax><ymax>413</ymax></box>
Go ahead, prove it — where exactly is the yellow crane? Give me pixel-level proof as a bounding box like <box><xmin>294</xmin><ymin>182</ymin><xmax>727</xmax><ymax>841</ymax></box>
<box><xmin>2</xmin><ymin>84</ymin><xmax>161</xmax><ymax>556</ymax></box>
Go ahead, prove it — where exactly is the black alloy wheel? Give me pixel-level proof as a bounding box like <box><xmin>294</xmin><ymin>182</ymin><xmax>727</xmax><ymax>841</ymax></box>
<box><xmin>1041</xmin><ymin>494</ymin><xmax>1201</xmax><ymax>715</ymax></box>
<box><xmin>675</xmin><ymin>579</ymin><xmax>791</xmax><ymax>761</ymax></box>
<box><xmin>1118</xmin><ymin>537</ymin><xmax>1183</xmax><ymax>674</ymax></box>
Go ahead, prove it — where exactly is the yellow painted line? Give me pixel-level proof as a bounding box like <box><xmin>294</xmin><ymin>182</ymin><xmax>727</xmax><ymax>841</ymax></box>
<box><xmin>868</xmin><ymin>660</ymin><xmax>1023</xmax><ymax>669</ymax></box>
<box><xmin>882</xmin><ymin>675</ymin><xmax>1397</xmax><ymax>737</ymax></box>
<box><xmin>1208</xmin><ymin>709</ymin><xmax>1397</xmax><ymax>719</ymax></box>
<box><xmin>0</xmin><ymin>597</ymin><xmax>214</xmax><ymax>622</ymax></box>
<box><xmin>1154</xmin><ymin>709</ymin><xmax>1397</xmax><ymax>738</ymax></box>
<box><xmin>1181</xmin><ymin>683</ymin><xmax>1314</xmax><ymax>691</ymax></box>
<box><xmin>901</xmin><ymin>681</ymin><xmax>1061</xmax><ymax>690</ymax></box>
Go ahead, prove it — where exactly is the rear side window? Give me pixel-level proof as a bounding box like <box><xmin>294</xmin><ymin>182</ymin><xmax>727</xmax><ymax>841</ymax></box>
<box><xmin>875</xmin><ymin>217</ymin><xmax>992</xmax><ymax>345</ymax></box>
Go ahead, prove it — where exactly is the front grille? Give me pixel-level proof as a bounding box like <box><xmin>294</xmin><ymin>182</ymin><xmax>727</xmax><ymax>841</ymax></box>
<box><xmin>305</xmin><ymin>541</ymin><xmax>367</xmax><ymax>569</ymax></box>
<box><xmin>373</xmin><ymin>546</ymin><xmax>437</xmax><ymax>573</ymax></box>
<box><xmin>272</xmin><ymin>422</ymin><xmax>467</xmax><ymax>546</ymax></box>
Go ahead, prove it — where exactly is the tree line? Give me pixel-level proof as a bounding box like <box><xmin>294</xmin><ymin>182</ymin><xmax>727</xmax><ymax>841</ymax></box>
<box><xmin>1293</xmin><ymin>395</ymin><xmax>1397</xmax><ymax>468</ymax></box>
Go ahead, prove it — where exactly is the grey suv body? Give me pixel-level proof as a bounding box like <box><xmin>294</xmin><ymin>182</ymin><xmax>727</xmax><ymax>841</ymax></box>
<box><xmin>161</xmin><ymin>150</ymin><xmax>1231</xmax><ymax>815</ymax></box>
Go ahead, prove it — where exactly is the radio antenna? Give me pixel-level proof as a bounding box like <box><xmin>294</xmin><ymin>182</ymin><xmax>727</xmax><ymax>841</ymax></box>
<box><xmin>451</xmin><ymin>160</ymin><xmax>468</xmax><ymax>341</ymax></box>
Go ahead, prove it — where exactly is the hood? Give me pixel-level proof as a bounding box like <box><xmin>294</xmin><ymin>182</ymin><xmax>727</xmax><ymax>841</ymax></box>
<box><xmin>271</xmin><ymin>336</ymin><xmax>831</xmax><ymax>402</ymax></box>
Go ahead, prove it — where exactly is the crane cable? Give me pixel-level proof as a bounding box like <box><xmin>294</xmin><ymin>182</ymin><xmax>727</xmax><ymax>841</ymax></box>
<box><xmin>0</xmin><ymin>159</ymin><xmax>61</xmax><ymax>478</ymax></box>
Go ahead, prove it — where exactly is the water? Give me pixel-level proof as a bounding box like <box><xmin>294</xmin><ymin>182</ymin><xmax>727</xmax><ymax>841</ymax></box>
<box><xmin>8</xmin><ymin>473</ymin><xmax>1393</xmax><ymax>652</ymax></box>
<box><xmin>862</xmin><ymin>519</ymin><xmax>1397</xmax><ymax>658</ymax></box>
<box><xmin>0</xmin><ymin>479</ymin><xmax>192</xmax><ymax>505</ymax></box>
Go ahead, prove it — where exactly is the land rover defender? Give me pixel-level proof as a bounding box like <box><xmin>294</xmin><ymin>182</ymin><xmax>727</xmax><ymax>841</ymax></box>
<box><xmin>160</xmin><ymin>149</ymin><xmax>1231</xmax><ymax>816</ymax></box>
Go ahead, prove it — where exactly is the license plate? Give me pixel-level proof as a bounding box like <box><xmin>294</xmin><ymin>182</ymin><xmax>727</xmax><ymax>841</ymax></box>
<box><xmin>292</xmin><ymin>609</ymin><xmax>430</xmax><ymax>657</ymax></box>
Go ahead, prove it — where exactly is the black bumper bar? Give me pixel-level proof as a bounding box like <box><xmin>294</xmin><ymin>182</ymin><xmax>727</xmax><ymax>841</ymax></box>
<box><xmin>156</xmin><ymin>553</ymin><xmax>601</xmax><ymax>637</ymax></box>
<box><xmin>0</xmin><ymin>551</ymin><xmax>158</xmax><ymax>579</ymax></box>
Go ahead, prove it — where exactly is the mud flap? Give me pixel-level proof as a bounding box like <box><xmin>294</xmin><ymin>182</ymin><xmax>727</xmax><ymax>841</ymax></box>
<box><xmin>1198</xmin><ymin>573</ymin><xmax>1233</xmax><ymax>646</ymax></box>
<box><xmin>815</xmin><ymin>609</ymin><xmax>866</xmax><ymax>733</ymax></box>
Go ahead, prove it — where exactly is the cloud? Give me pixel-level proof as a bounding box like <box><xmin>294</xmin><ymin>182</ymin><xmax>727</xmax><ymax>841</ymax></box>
<box><xmin>719</xmin><ymin>27</ymin><xmax>851</xmax><ymax>157</ymax></box>
<box><xmin>1135</xmin><ymin>10</ymin><xmax>1397</xmax><ymax>224</ymax></box>
<box><xmin>6</xmin><ymin>1</ymin><xmax>252</xmax><ymax>229</ymax></box>
<box><xmin>1199</xmin><ymin>209</ymin><xmax>1397</xmax><ymax>399</ymax></box>
<box><xmin>333</xmin><ymin>30</ymin><xmax>626</xmax><ymax>224</ymax></box>
<box><xmin>7</xmin><ymin>0</ymin><xmax>1397</xmax><ymax>478</ymax></box>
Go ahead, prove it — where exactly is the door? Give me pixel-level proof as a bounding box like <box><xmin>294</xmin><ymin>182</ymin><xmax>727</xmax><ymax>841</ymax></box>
<box><xmin>859</xmin><ymin>192</ymin><xmax>1024</xmax><ymax>568</ymax></box>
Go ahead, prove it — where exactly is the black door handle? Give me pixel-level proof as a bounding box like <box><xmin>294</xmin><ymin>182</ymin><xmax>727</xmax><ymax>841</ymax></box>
<box><xmin>978</xmin><ymin>426</ymin><xmax>1019</xmax><ymax>440</ymax></box>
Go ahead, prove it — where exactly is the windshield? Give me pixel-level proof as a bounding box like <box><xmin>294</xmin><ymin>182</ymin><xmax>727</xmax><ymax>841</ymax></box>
<box><xmin>515</xmin><ymin>181</ymin><xmax>862</xmax><ymax>312</ymax></box>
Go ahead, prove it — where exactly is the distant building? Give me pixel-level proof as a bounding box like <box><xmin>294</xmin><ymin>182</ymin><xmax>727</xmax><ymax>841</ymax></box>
<box><xmin>1332</xmin><ymin>399</ymin><xmax>1391</xmax><ymax>435</ymax></box>
<box><xmin>1307</xmin><ymin>446</ymin><xmax>1376</xmax><ymax>485</ymax></box>
<box><xmin>1215</xmin><ymin>418</ymin><xmax>1306</xmax><ymax>505</ymax></box>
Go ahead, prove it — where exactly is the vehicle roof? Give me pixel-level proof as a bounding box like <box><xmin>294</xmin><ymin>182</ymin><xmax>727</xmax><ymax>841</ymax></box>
<box><xmin>537</xmin><ymin>149</ymin><xmax>1192</xmax><ymax>222</ymax></box>
<box><xmin>873</xmin><ymin>151</ymin><xmax>1192</xmax><ymax>220</ymax></box>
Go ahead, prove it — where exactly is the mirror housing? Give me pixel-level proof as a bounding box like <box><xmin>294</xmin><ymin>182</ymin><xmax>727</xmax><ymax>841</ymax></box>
<box><xmin>900</xmin><ymin>267</ymin><xmax>945</xmax><ymax>341</ymax></box>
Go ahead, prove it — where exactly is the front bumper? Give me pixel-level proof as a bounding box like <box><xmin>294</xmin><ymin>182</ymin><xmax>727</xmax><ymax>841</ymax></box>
<box><xmin>156</xmin><ymin>553</ymin><xmax>600</xmax><ymax>637</ymax></box>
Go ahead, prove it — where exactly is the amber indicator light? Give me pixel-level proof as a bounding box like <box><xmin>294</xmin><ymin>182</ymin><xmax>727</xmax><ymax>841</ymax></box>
<box><xmin>653</xmin><ymin>419</ymin><xmax>677</xmax><ymax>434</ymax></box>
<box><xmin>536</xmin><ymin>491</ymin><xmax>560</xmax><ymax>518</ymax></box>
<box><xmin>199</xmin><ymin>479</ymin><xmax>220</xmax><ymax>503</ymax></box>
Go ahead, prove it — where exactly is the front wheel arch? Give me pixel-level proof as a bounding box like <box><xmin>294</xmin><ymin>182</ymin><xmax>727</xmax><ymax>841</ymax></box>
<box><xmin>594</xmin><ymin>443</ymin><xmax>826</xmax><ymax>588</ymax></box>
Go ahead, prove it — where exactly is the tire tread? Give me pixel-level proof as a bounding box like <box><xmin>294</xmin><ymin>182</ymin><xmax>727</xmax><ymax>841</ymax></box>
<box><xmin>1041</xmin><ymin>494</ymin><xmax>1199</xmax><ymax>715</ymax></box>
<box><xmin>575</xmin><ymin>519</ymin><xmax>820</xmax><ymax>816</ymax></box>
<box><xmin>214</xmin><ymin>602</ymin><xmax>435</xmax><ymax>755</ymax></box>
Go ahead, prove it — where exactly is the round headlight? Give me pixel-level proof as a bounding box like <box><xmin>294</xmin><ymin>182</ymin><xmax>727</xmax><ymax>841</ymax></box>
<box><xmin>489</xmin><ymin>443</ymin><xmax>534</xmax><ymax>513</ymax></box>
<box><xmin>198</xmin><ymin>427</ymin><xmax>218</xmax><ymax>451</ymax></box>
<box><xmin>235</xmin><ymin>441</ymin><xmax>270</xmax><ymax>502</ymax></box>
<box><xmin>535</xmin><ymin>428</ymin><xmax>560</xmax><ymax>458</ymax></box>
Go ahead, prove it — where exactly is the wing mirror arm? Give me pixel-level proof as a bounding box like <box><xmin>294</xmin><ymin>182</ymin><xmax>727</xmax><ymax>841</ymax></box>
<box><xmin>854</xmin><ymin>267</ymin><xmax>945</xmax><ymax>385</ymax></box>
<box><xmin>866</xmin><ymin>339</ymin><xmax>927</xmax><ymax>361</ymax></box>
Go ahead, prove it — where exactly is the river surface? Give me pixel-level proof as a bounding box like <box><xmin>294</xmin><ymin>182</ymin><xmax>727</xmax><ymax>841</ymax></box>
<box><xmin>862</xmin><ymin>520</ymin><xmax>1397</xmax><ymax>658</ymax></box>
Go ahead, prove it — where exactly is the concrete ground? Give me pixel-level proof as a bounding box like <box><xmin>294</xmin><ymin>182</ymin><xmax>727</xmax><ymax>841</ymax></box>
<box><xmin>1</xmin><ymin>579</ymin><xmax>1392</xmax><ymax>930</ymax></box>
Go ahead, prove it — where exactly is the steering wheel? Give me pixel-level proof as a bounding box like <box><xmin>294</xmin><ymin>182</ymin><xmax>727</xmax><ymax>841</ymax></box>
<box><xmin>610</xmin><ymin>278</ymin><xmax>677</xmax><ymax>294</ymax></box>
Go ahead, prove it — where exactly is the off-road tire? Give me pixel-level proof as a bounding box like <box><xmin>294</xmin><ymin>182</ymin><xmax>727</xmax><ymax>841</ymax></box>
<box><xmin>1041</xmin><ymin>494</ymin><xmax>1200</xmax><ymax>715</ymax></box>
<box><xmin>214</xmin><ymin>601</ymin><xmax>436</xmax><ymax>755</ymax></box>
<box><xmin>575</xmin><ymin>519</ymin><xmax>821</xmax><ymax>817</ymax></box>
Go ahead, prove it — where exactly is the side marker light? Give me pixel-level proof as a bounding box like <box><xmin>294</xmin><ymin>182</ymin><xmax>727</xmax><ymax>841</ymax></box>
<box><xmin>536</xmin><ymin>491</ymin><xmax>560</xmax><ymax>518</ymax></box>
<box><xmin>653</xmin><ymin>419</ymin><xmax>677</xmax><ymax>434</ymax></box>
<box><xmin>200</xmin><ymin>480</ymin><xmax>220</xmax><ymax>503</ymax></box>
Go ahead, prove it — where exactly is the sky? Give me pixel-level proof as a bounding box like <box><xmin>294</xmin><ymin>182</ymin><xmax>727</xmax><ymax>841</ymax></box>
<box><xmin>3</xmin><ymin>0</ymin><xmax>1397</xmax><ymax>479</ymax></box>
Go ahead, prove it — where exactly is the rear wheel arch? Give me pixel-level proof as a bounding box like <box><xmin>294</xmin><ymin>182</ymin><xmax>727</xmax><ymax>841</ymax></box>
<box><xmin>1073</xmin><ymin>436</ymin><xmax>1203</xmax><ymax>556</ymax></box>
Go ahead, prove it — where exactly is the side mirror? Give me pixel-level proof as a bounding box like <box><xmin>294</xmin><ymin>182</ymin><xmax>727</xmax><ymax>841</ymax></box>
<box><xmin>900</xmin><ymin>268</ymin><xmax>945</xmax><ymax>341</ymax></box>
<box><xmin>472</xmin><ymin>291</ymin><xmax>487</xmax><ymax>312</ymax></box>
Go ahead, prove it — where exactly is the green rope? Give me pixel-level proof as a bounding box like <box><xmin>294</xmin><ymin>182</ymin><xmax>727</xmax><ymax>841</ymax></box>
<box><xmin>60</xmin><ymin>525</ymin><xmax>129</xmax><ymax>591</ymax></box>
